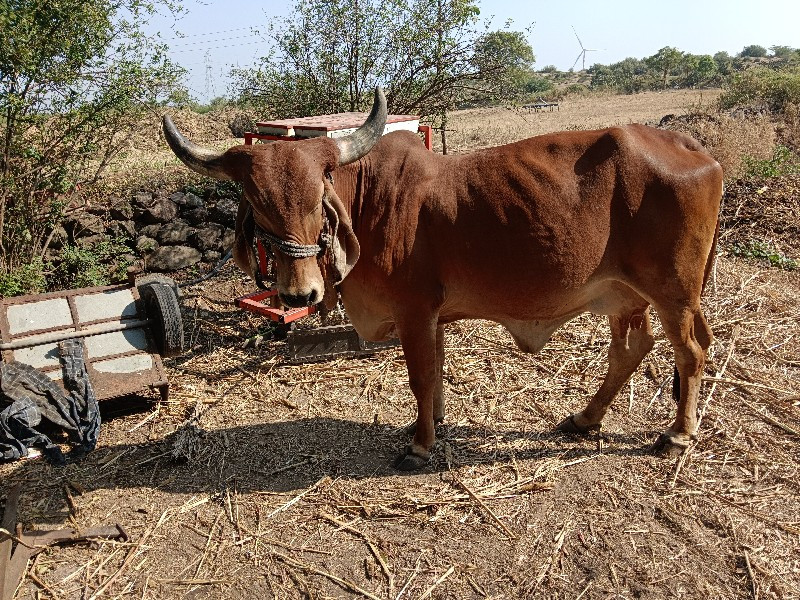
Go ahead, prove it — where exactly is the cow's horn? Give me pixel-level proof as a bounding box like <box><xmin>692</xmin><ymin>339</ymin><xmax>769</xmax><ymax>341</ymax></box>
<box><xmin>162</xmin><ymin>115</ymin><xmax>232</xmax><ymax>180</ymax></box>
<box><xmin>335</xmin><ymin>87</ymin><xmax>387</xmax><ymax>166</ymax></box>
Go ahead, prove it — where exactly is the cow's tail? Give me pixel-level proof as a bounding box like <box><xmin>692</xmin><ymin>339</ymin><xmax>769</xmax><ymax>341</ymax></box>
<box><xmin>672</xmin><ymin>188</ymin><xmax>722</xmax><ymax>402</ymax></box>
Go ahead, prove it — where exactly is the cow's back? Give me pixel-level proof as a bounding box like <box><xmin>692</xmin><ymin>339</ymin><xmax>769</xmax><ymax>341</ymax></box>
<box><xmin>344</xmin><ymin>125</ymin><xmax>722</xmax><ymax>325</ymax></box>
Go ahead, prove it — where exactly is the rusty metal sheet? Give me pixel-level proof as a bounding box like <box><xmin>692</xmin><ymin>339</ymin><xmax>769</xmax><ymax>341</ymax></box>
<box><xmin>286</xmin><ymin>324</ymin><xmax>399</xmax><ymax>363</ymax></box>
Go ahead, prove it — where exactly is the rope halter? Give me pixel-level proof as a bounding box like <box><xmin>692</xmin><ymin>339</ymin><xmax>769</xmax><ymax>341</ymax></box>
<box><xmin>253</xmin><ymin>173</ymin><xmax>336</xmax><ymax>260</ymax></box>
<box><xmin>254</xmin><ymin>226</ymin><xmax>332</xmax><ymax>259</ymax></box>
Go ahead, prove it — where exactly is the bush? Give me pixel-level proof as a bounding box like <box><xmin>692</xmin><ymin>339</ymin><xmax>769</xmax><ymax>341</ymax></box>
<box><xmin>660</xmin><ymin>111</ymin><xmax>775</xmax><ymax>180</ymax></box>
<box><xmin>718</xmin><ymin>66</ymin><xmax>800</xmax><ymax>112</ymax></box>
<box><xmin>777</xmin><ymin>102</ymin><xmax>800</xmax><ymax>150</ymax></box>
<box><xmin>0</xmin><ymin>0</ymin><xmax>183</xmax><ymax>284</ymax></box>
<box><xmin>553</xmin><ymin>84</ymin><xmax>591</xmax><ymax>100</ymax></box>
<box><xmin>740</xmin><ymin>45</ymin><xmax>768</xmax><ymax>58</ymax></box>
<box><xmin>743</xmin><ymin>145</ymin><xmax>800</xmax><ymax>178</ymax></box>
<box><xmin>0</xmin><ymin>259</ymin><xmax>47</xmax><ymax>298</ymax></box>
<box><xmin>51</xmin><ymin>239</ymin><xmax>133</xmax><ymax>290</ymax></box>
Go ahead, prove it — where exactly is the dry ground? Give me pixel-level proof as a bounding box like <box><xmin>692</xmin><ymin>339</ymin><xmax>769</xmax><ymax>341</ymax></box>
<box><xmin>2</xmin><ymin>90</ymin><xmax>800</xmax><ymax>600</ymax></box>
<box><xmin>440</xmin><ymin>89</ymin><xmax>721</xmax><ymax>153</ymax></box>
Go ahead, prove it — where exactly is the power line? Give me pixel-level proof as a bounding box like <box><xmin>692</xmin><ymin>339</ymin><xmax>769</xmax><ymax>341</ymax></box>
<box><xmin>170</xmin><ymin>40</ymin><xmax>265</xmax><ymax>54</ymax></box>
<box><xmin>167</xmin><ymin>32</ymin><xmax>262</xmax><ymax>49</ymax></box>
<box><xmin>161</xmin><ymin>25</ymin><xmax>262</xmax><ymax>41</ymax></box>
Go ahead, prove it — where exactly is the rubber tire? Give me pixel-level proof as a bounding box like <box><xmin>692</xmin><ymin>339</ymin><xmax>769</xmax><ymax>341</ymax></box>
<box><xmin>135</xmin><ymin>274</ymin><xmax>180</xmax><ymax>299</ymax></box>
<box><xmin>139</xmin><ymin>282</ymin><xmax>184</xmax><ymax>357</ymax></box>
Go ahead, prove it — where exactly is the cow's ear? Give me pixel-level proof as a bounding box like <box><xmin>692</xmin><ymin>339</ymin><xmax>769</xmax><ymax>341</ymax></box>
<box><xmin>322</xmin><ymin>186</ymin><xmax>360</xmax><ymax>285</ymax></box>
<box><xmin>233</xmin><ymin>197</ymin><xmax>258</xmax><ymax>280</ymax></box>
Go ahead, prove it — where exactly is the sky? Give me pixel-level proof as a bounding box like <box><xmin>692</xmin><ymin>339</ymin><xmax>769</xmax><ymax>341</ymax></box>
<box><xmin>145</xmin><ymin>0</ymin><xmax>800</xmax><ymax>102</ymax></box>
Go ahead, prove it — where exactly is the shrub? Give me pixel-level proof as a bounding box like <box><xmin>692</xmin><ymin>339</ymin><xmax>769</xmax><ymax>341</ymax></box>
<box><xmin>718</xmin><ymin>66</ymin><xmax>800</xmax><ymax>112</ymax></box>
<box><xmin>51</xmin><ymin>238</ymin><xmax>133</xmax><ymax>290</ymax></box>
<box><xmin>740</xmin><ymin>45</ymin><xmax>768</xmax><ymax>58</ymax></box>
<box><xmin>660</xmin><ymin>111</ymin><xmax>775</xmax><ymax>180</ymax></box>
<box><xmin>0</xmin><ymin>0</ymin><xmax>183</xmax><ymax>282</ymax></box>
<box><xmin>731</xmin><ymin>239</ymin><xmax>797</xmax><ymax>270</ymax></box>
<box><xmin>0</xmin><ymin>259</ymin><xmax>48</xmax><ymax>297</ymax></box>
<box><xmin>742</xmin><ymin>145</ymin><xmax>800</xmax><ymax>178</ymax></box>
<box><xmin>777</xmin><ymin>102</ymin><xmax>800</xmax><ymax>150</ymax></box>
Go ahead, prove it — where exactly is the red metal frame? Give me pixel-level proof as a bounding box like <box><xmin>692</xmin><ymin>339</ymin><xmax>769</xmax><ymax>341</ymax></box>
<box><xmin>236</xmin><ymin>288</ymin><xmax>316</xmax><ymax>324</ymax></box>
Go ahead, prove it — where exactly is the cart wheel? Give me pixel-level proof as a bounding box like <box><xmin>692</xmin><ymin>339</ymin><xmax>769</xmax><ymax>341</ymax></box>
<box><xmin>135</xmin><ymin>273</ymin><xmax>180</xmax><ymax>299</ymax></box>
<box><xmin>139</xmin><ymin>282</ymin><xmax>184</xmax><ymax>357</ymax></box>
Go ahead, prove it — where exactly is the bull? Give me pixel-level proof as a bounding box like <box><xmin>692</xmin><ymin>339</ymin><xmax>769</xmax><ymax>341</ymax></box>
<box><xmin>163</xmin><ymin>88</ymin><xmax>722</xmax><ymax>470</ymax></box>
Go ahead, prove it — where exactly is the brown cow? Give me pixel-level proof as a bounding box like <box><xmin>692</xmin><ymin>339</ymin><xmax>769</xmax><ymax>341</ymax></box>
<box><xmin>163</xmin><ymin>88</ymin><xmax>722</xmax><ymax>470</ymax></box>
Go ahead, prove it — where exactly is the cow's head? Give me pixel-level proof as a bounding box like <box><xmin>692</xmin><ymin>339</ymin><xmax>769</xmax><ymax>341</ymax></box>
<box><xmin>162</xmin><ymin>88</ymin><xmax>387</xmax><ymax>307</ymax></box>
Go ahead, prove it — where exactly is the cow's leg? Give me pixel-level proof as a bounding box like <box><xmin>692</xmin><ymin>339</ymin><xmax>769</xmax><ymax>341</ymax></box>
<box><xmin>434</xmin><ymin>324</ymin><xmax>445</xmax><ymax>423</ymax></box>
<box><xmin>652</xmin><ymin>307</ymin><xmax>712</xmax><ymax>454</ymax></box>
<box><xmin>558</xmin><ymin>309</ymin><xmax>655</xmax><ymax>434</ymax></box>
<box><xmin>404</xmin><ymin>324</ymin><xmax>445</xmax><ymax>437</ymax></box>
<box><xmin>395</xmin><ymin>317</ymin><xmax>440</xmax><ymax>470</ymax></box>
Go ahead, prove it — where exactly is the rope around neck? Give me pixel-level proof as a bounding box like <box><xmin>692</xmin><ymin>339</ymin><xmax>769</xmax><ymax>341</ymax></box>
<box><xmin>255</xmin><ymin>226</ymin><xmax>332</xmax><ymax>259</ymax></box>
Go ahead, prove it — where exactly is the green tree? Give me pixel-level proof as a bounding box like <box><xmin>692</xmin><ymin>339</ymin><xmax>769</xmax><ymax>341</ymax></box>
<box><xmin>681</xmin><ymin>53</ymin><xmax>717</xmax><ymax>87</ymax></box>
<box><xmin>740</xmin><ymin>44</ymin><xmax>768</xmax><ymax>58</ymax></box>
<box><xmin>0</xmin><ymin>0</ymin><xmax>184</xmax><ymax>275</ymax></box>
<box><xmin>646</xmin><ymin>46</ymin><xmax>683</xmax><ymax>89</ymax></box>
<box><xmin>770</xmin><ymin>45</ymin><xmax>796</xmax><ymax>59</ymax></box>
<box><xmin>719</xmin><ymin>65</ymin><xmax>800</xmax><ymax>112</ymax></box>
<box><xmin>713</xmin><ymin>51</ymin><xmax>734</xmax><ymax>75</ymax></box>
<box><xmin>231</xmin><ymin>0</ymin><xmax>532</xmax><ymax>119</ymax></box>
<box><xmin>590</xmin><ymin>57</ymin><xmax>650</xmax><ymax>93</ymax></box>
<box><xmin>471</xmin><ymin>29</ymin><xmax>535</xmax><ymax>100</ymax></box>
<box><xmin>693</xmin><ymin>54</ymin><xmax>718</xmax><ymax>86</ymax></box>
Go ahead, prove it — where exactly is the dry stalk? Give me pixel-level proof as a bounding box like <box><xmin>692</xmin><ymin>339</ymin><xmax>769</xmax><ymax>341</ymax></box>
<box><xmin>238</xmin><ymin>535</ymin><xmax>334</xmax><ymax>555</ymax></box>
<box><xmin>455</xmin><ymin>479</ymin><xmax>516</xmax><ymax>540</ymax></box>
<box><xmin>270</xmin><ymin>551</ymin><xmax>383</xmax><ymax>600</ymax></box>
<box><xmin>155</xmin><ymin>578</ymin><xmax>226</xmax><ymax>585</ymax></box>
<box><xmin>743</xmin><ymin>550</ymin><xmax>759</xmax><ymax>600</ymax></box>
<box><xmin>739</xmin><ymin>398</ymin><xmax>800</xmax><ymax>437</ymax></box>
<box><xmin>266</xmin><ymin>476</ymin><xmax>331</xmax><ymax>519</ymax></box>
<box><xmin>678</xmin><ymin>478</ymin><xmax>800</xmax><ymax>536</ymax></box>
<box><xmin>28</xmin><ymin>568</ymin><xmax>64</xmax><ymax>600</ymax></box>
<box><xmin>533</xmin><ymin>518</ymin><xmax>571</xmax><ymax>591</ymax></box>
<box><xmin>259</xmin><ymin>458</ymin><xmax>314</xmax><ymax>478</ymax></box>
<box><xmin>194</xmin><ymin>511</ymin><xmax>223</xmax><ymax>579</ymax></box>
<box><xmin>698</xmin><ymin>325</ymin><xmax>740</xmax><ymax>427</ymax></box>
<box><xmin>88</xmin><ymin>509</ymin><xmax>170</xmax><ymax>600</ymax></box>
<box><xmin>700</xmin><ymin>376</ymin><xmax>792</xmax><ymax>395</ymax></box>
<box><xmin>396</xmin><ymin>552</ymin><xmax>425</xmax><ymax>600</ymax></box>
<box><xmin>320</xmin><ymin>512</ymin><xmax>394</xmax><ymax>596</ymax></box>
<box><xmin>417</xmin><ymin>565</ymin><xmax>455</xmax><ymax>600</ymax></box>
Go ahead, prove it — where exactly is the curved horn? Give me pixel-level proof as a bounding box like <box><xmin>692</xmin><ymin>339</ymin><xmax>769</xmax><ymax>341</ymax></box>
<box><xmin>335</xmin><ymin>87</ymin><xmax>388</xmax><ymax>166</ymax></box>
<box><xmin>162</xmin><ymin>115</ymin><xmax>232</xmax><ymax>180</ymax></box>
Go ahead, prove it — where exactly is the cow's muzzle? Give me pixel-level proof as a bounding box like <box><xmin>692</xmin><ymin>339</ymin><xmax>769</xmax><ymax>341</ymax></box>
<box><xmin>280</xmin><ymin>288</ymin><xmax>321</xmax><ymax>308</ymax></box>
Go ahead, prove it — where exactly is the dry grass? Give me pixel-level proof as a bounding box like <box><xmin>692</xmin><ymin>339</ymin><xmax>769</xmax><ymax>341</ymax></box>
<box><xmin>2</xmin><ymin>90</ymin><xmax>800</xmax><ymax>600</ymax></box>
<box><xmin>439</xmin><ymin>89</ymin><xmax>721</xmax><ymax>153</ymax></box>
<box><xmin>660</xmin><ymin>111</ymin><xmax>775</xmax><ymax>181</ymax></box>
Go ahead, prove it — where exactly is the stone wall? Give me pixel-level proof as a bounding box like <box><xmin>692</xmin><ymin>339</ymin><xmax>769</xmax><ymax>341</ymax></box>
<box><xmin>54</xmin><ymin>183</ymin><xmax>240</xmax><ymax>274</ymax></box>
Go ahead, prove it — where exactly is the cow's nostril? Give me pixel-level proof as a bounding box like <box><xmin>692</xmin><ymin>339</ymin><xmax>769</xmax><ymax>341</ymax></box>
<box><xmin>280</xmin><ymin>291</ymin><xmax>316</xmax><ymax>307</ymax></box>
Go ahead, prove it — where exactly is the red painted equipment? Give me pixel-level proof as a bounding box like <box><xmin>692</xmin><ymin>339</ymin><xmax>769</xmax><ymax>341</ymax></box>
<box><xmin>235</xmin><ymin>288</ymin><xmax>315</xmax><ymax>324</ymax></box>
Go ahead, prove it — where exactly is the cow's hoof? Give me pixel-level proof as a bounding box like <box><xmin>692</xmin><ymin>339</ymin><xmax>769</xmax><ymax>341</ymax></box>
<box><xmin>556</xmin><ymin>414</ymin><xmax>601</xmax><ymax>436</ymax></box>
<box><xmin>394</xmin><ymin>446</ymin><xmax>431</xmax><ymax>471</ymax></box>
<box><xmin>650</xmin><ymin>431</ymin><xmax>695</xmax><ymax>456</ymax></box>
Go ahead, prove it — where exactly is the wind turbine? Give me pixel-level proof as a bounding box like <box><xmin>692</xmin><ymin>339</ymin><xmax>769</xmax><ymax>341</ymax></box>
<box><xmin>571</xmin><ymin>26</ymin><xmax>599</xmax><ymax>71</ymax></box>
